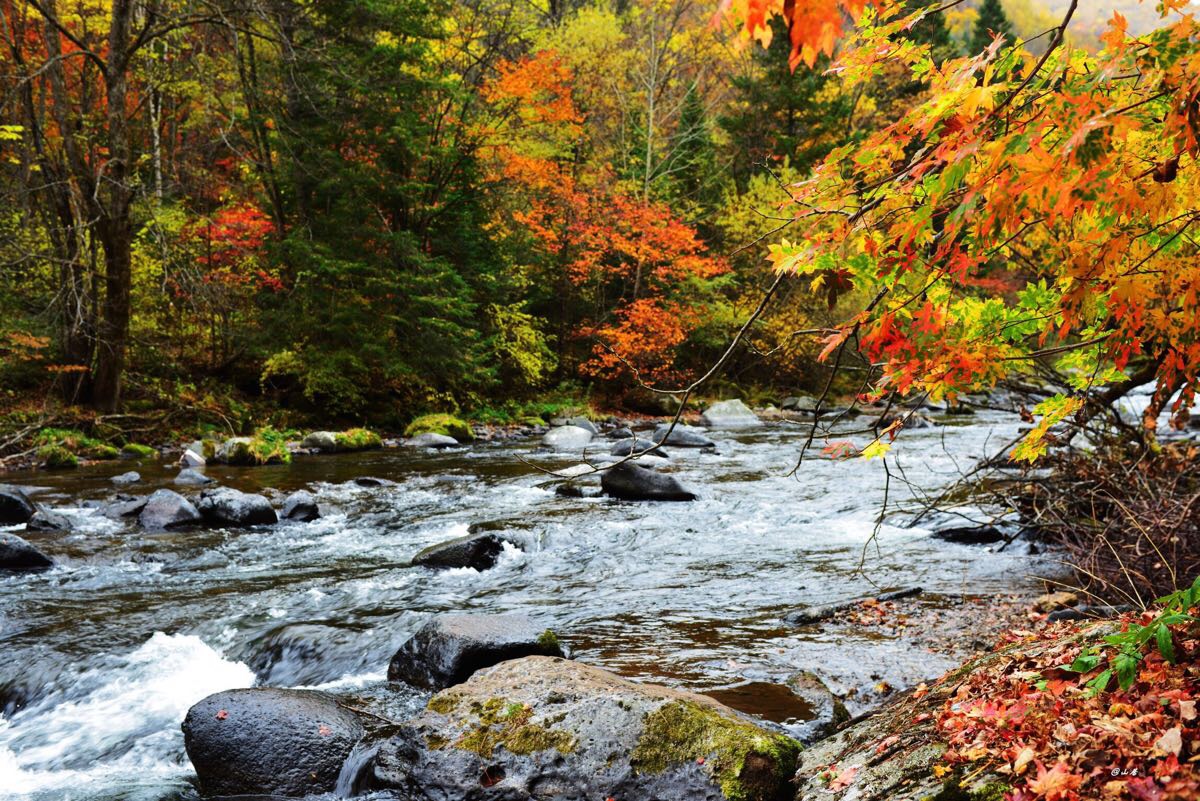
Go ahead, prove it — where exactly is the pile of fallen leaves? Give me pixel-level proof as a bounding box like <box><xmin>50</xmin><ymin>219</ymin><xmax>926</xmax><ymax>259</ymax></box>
<box><xmin>936</xmin><ymin>614</ymin><xmax>1200</xmax><ymax>801</ymax></box>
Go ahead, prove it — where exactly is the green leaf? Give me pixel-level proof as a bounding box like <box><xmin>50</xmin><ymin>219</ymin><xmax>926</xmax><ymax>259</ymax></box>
<box><xmin>1067</xmin><ymin>652</ymin><xmax>1100</xmax><ymax>673</ymax></box>
<box><xmin>1155</xmin><ymin>624</ymin><xmax>1176</xmax><ymax>664</ymax></box>
<box><xmin>1084</xmin><ymin>669</ymin><xmax>1113</xmax><ymax>696</ymax></box>
<box><xmin>1114</xmin><ymin>652</ymin><xmax>1140</xmax><ymax>690</ymax></box>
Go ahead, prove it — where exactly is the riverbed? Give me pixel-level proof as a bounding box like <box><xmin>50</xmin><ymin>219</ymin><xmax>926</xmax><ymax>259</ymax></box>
<box><xmin>0</xmin><ymin>410</ymin><xmax>1058</xmax><ymax>800</ymax></box>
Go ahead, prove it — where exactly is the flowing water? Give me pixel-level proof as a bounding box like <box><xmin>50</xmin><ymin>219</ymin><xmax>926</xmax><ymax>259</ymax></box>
<box><xmin>0</xmin><ymin>410</ymin><xmax>1058</xmax><ymax>800</ymax></box>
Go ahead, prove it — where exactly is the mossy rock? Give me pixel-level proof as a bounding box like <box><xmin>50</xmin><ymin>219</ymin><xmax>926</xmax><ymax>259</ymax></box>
<box><xmin>333</xmin><ymin>428</ymin><xmax>382</xmax><ymax>451</ymax></box>
<box><xmin>404</xmin><ymin>414</ymin><xmax>474</xmax><ymax>443</ymax></box>
<box><xmin>33</xmin><ymin>428</ymin><xmax>118</xmax><ymax>460</ymax></box>
<box><xmin>372</xmin><ymin>656</ymin><xmax>800</xmax><ymax>801</ymax></box>
<box><xmin>38</xmin><ymin>445</ymin><xmax>78</xmax><ymax>470</ymax></box>
<box><xmin>121</xmin><ymin>443</ymin><xmax>157</xmax><ymax>458</ymax></box>
<box><xmin>216</xmin><ymin>433</ymin><xmax>291</xmax><ymax>466</ymax></box>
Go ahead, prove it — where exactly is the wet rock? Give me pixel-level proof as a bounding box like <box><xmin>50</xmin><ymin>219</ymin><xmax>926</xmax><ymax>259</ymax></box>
<box><xmin>784</xmin><ymin>587</ymin><xmax>923</xmax><ymax>626</ymax></box>
<box><xmin>411</xmin><ymin>532</ymin><xmax>515</xmax><ymax>571</ymax></box>
<box><xmin>554</xmin><ymin>483</ymin><xmax>603</xmax><ymax>499</ymax></box>
<box><xmin>563</xmin><ymin>416</ymin><xmax>598</xmax><ymax>435</ymax></box>
<box><xmin>781</xmin><ymin>395</ymin><xmax>818</xmax><ymax>412</ymax></box>
<box><xmin>370</xmin><ymin>656</ymin><xmax>800</xmax><ymax>801</ymax></box>
<box><xmin>197</xmin><ymin>487</ymin><xmax>277</xmax><ymax>528</ymax></box>
<box><xmin>138</xmin><ymin>489</ymin><xmax>202</xmax><ymax>530</ymax></box>
<box><xmin>174</xmin><ymin>468</ymin><xmax>214</xmax><ymax>486</ymax></box>
<box><xmin>651</xmin><ymin>423</ymin><xmax>715</xmax><ymax>448</ymax></box>
<box><xmin>784</xmin><ymin>671</ymin><xmax>850</xmax><ymax>743</ymax></box>
<box><xmin>244</xmin><ymin>624</ymin><xmax>365</xmax><ymax>686</ymax></box>
<box><xmin>104</xmin><ymin>494</ymin><xmax>148</xmax><ymax>519</ymax></box>
<box><xmin>0</xmin><ymin>533</ymin><xmax>54</xmax><ymax>572</ymax></box>
<box><xmin>407</xmin><ymin>432</ymin><xmax>460</xmax><ymax>449</ymax></box>
<box><xmin>180</xmin><ymin>447</ymin><xmax>206</xmax><ymax>468</ymax></box>
<box><xmin>608</xmin><ymin>427</ymin><xmax>634</xmax><ymax>440</ymax></box>
<box><xmin>699</xmin><ymin>399</ymin><xmax>760</xmax><ymax>429</ymax></box>
<box><xmin>182</xmin><ymin>687</ymin><xmax>364</xmax><ymax>798</ymax></box>
<box><xmin>541</xmin><ymin>425</ymin><xmax>594</xmax><ymax>451</ymax></box>
<box><xmin>281</xmin><ymin>490</ymin><xmax>320</xmax><ymax>522</ymax></box>
<box><xmin>0</xmin><ymin>485</ymin><xmax>36</xmax><ymax>524</ymax></box>
<box><xmin>387</xmin><ymin>614</ymin><xmax>565</xmax><ymax>690</ymax></box>
<box><xmin>1033</xmin><ymin>590</ymin><xmax>1079</xmax><ymax>614</ymax></box>
<box><xmin>930</xmin><ymin>524</ymin><xmax>1005</xmax><ymax>544</ymax></box>
<box><xmin>110</xmin><ymin>471</ymin><xmax>141</xmax><ymax>486</ymax></box>
<box><xmin>25</xmin><ymin>509</ymin><xmax>71</xmax><ymax>532</ymax></box>
<box><xmin>601</xmin><ymin>462</ymin><xmax>697</xmax><ymax>502</ymax></box>
<box><xmin>610</xmin><ymin>438</ymin><xmax>668</xmax><ymax>458</ymax></box>
<box><xmin>354</xmin><ymin>477</ymin><xmax>396</xmax><ymax>488</ymax></box>
<box><xmin>301</xmin><ymin>431</ymin><xmax>338</xmax><ymax>452</ymax></box>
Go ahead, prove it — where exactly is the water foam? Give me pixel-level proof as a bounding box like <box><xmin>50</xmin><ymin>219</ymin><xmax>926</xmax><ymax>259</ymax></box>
<box><xmin>0</xmin><ymin>632</ymin><xmax>254</xmax><ymax>799</ymax></box>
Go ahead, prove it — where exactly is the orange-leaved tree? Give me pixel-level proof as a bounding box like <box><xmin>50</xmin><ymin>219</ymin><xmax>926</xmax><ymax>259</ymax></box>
<box><xmin>724</xmin><ymin>0</ymin><xmax>1200</xmax><ymax>461</ymax></box>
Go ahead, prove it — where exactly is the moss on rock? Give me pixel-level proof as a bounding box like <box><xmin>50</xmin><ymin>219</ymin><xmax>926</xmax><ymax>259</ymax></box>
<box><xmin>34</xmin><ymin>428</ymin><xmax>118</xmax><ymax>460</ymax></box>
<box><xmin>631</xmin><ymin>700</ymin><xmax>801</xmax><ymax>801</ymax></box>
<box><xmin>38</xmin><ymin>444</ymin><xmax>78</xmax><ymax>469</ymax></box>
<box><xmin>333</xmin><ymin>428</ymin><xmax>382</xmax><ymax>451</ymax></box>
<box><xmin>404</xmin><ymin>414</ymin><xmax>474</xmax><ymax>442</ymax></box>
<box><xmin>453</xmin><ymin>697</ymin><xmax>576</xmax><ymax>758</ymax></box>
<box><xmin>219</xmin><ymin>430</ymin><xmax>292</xmax><ymax>465</ymax></box>
<box><xmin>121</xmin><ymin>443</ymin><xmax>156</xmax><ymax>458</ymax></box>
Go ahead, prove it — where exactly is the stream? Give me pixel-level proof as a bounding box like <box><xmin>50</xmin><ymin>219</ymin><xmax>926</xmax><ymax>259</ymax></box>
<box><xmin>0</xmin><ymin>409</ymin><xmax>1058</xmax><ymax>800</ymax></box>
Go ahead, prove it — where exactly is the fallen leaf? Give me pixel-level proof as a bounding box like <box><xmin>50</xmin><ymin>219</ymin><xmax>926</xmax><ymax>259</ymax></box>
<box><xmin>1014</xmin><ymin>746</ymin><xmax>1035</xmax><ymax>776</ymax></box>
<box><xmin>1180</xmin><ymin>699</ymin><xmax>1196</xmax><ymax>721</ymax></box>
<box><xmin>1028</xmin><ymin>761</ymin><xmax>1083</xmax><ymax>800</ymax></box>
<box><xmin>827</xmin><ymin>764</ymin><xmax>858</xmax><ymax>791</ymax></box>
<box><xmin>318</xmin><ymin>724</ymin><xmax>332</xmax><ymax>737</ymax></box>
<box><xmin>215</xmin><ymin>709</ymin><xmax>229</xmax><ymax>721</ymax></box>
<box><xmin>1154</xmin><ymin>726</ymin><xmax>1182</xmax><ymax>757</ymax></box>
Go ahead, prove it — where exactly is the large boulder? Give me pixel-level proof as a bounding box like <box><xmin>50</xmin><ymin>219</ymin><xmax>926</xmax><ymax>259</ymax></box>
<box><xmin>104</xmin><ymin>494</ymin><xmax>148</xmax><ymax>520</ymax></box>
<box><xmin>411</xmin><ymin>532</ymin><xmax>513</xmax><ymax>571</ymax></box>
<box><xmin>601</xmin><ymin>462</ymin><xmax>697</xmax><ymax>502</ymax></box>
<box><xmin>541</xmin><ymin>425</ymin><xmax>594</xmax><ymax>451</ymax></box>
<box><xmin>652</xmin><ymin>423</ymin><xmax>715</xmax><ymax>448</ymax></box>
<box><xmin>610</xmin><ymin>437</ymin><xmax>668</xmax><ymax>458</ymax></box>
<box><xmin>182</xmin><ymin>687</ymin><xmax>364</xmax><ymax>798</ymax></box>
<box><xmin>139</xmin><ymin>489</ymin><xmax>201</xmax><ymax>530</ymax></box>
<box><xmin>301</xmin><ymin>431</ymin><xmax>338</xmax><ymax>452</ymax></box>
<box><xmin>0</xmin><ymin>533</ymin><xmax>54</xmax><ymax>572</ymax></box>
<box><xmin>562</xmin><ymin>416</ymin><xmax>598</xmax><ymax>435</ymax></box>
<box><xmin>25</xmin><ymin>509</ymin><xmax>70</xmax><ymax>532</ymax></box>
<box><xmin>370</xmin><ymin>656</ymin><xmax>801</xmax><ymax>801</ymax></box>
<box><xmin>281</xmin><ymin>490</ymin><xmax>320</xmax><ymax>522</ymax></box>
<box><xmin>0</xmin><ymin>485</ymin><xmax>36</xmax><ymax>524</ymax></box>
<box><xmin>197</xmin><ymin>488</ymin><xmax>277</xmax><ymax>528</ymax></box>
<box><xmin>700</xmin><ymin>399</ymin><xmax>760</xmax><ymax>429</ymax></box>
<box><xmin>407</xmin><ymin>432</ymin><xmax>460</xmax><ymax>449</ymax></box>
<box><xmin>388</xmin><ymin>614</ymin><xmax>565</xmax><ymax>690</ymax></box>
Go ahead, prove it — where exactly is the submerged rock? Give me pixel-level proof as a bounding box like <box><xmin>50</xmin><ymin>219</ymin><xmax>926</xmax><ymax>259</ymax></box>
<box><xmin>110</xmin><ymin>471</ymin><xmax>141</xmax><ymax>486</ymax></box>
<box><xmin>182</xmin><ymin>687</ymin><xmax>364</xmax><ymax>798</ymax></box>
<box><xmin>0</xmin><ymin>533</ymin><xmax>54</xmax><ymax>572</ymax></box>
<box><xmin>281</xmin><ymin>490</ymin><xmax>320</xmax><ymax>522</ymax></box>
<box><xmin>699</xmin><ymin>399</ymin><xmax>760</xmax><ymax>429</ymax></box>
<box><xmin>104</xmin><ymin>494</ymin><xmax>148</xmax><ymax>520</ymax></box>
<box><xmin>610</xmin><ymin>438</ymin><xmax>668</xmax><ymax>458</ymax></box>
<box><xmin>370</xmin><ymin>656</ymin><xmax>800</xmax><ymax>801</ymax></box>
<box><xmin>601</xmin><ymin>462</ymin><xmax>697</xmax><ymax>502</ymax></box>
<box><xmin>0</xmin><ymin>485</ymin><xmax>36</xmax><ymax>524</ymax></box>
<box><xmin>139</xmin><ymin>489</ymin><xmax>201</xmax><ymax>530</ymax></box>
<box><xmin>354</xmin><ymin>476</ymin><xmax>396</xmax><ymax>488</ymax></box>
<box><xmin>541</xmin><ymin>425</ymin><xmax>594</xmax><ymax>451</ymax></box>
<box><xmin>651</xmin><ymin>423</ymin><xmax>715</xmax><ymax>448</ymax></box>
<box><xmin>411</xmin><ymin>532</ymin><xmax>514</xmax><ymax>571</ymax></box>
<box><xmin>197</xmin><ymin>488</ymin><xmax>277</xmax><ymax>528</ymax></box>
<box><xmin>388</xmin><ymin>614</ymin><xmax>565</xmax><ymax>690</ymax></box>
<box><xmin>174</xmin><ymin>468</ymin><xmax>214</xmax><ymax>486</ymax></box>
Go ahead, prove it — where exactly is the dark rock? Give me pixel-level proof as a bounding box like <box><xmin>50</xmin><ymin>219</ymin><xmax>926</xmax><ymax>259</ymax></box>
<box><xmin>387</xmin><ymin>614</ymin><xmax>565</xmax><ymax>690</ymax></box>
<box><xmin>138</xmin><ymin>489</ymin><xmax>201</xmax><ymax>530</ymax></box>
<box><xmin>244</xmin><ymin>624</ymin><xmax>365</xmax><ymax>687</ymax></box>
<box><xmin>407</xmin><ymin>432</ymin><xmax>460</xmax><ymax>449</ymax></box>
<box><xmin>110</xmin><ymin>471</ymin><xmax>141</xmax><ymax>486</ymax></box>
<box><xmin>197</xmin><ymin>487</ymin><xmax>277</xmax><ymax>528</ymax></box>
<box><xmin>411</xmin><ymin>532</ymin><xmax>515</xmax><ymax>571</ymax></box>
<box><xmin>353</xmin><ymin>477</ymin><xmax>396</xmax><ymax>487</ymax></box>
<box><xmin>182</xmin><ymin>687</ymin><xmax>363</xmax><ymax>798</ymax></box>
<box><xmin>0</xmin><ymin>485</ymin><xmax>36</xmax><ymax>524</ymax></box>
<box><xmin>104</xmin><ymin>494</ymin><xmax>148</xmax><ymax>519</ymax></box>
<box><xmin>25</xmin><ymin>509</ymin><xmax>70</xmax><ymax>532</ymax></box>
<box><xmin>931</xmin><ymin>525</ymin><xmax>1005</xmax><ymax>544</ymax></box>
<box><xmin>281</xmin><ymin>490</ymin><xmax>320</xmax><ymax>522</ymax></box>
<box><xmin>608</xmin><ymin>427</ymin><xmax>634</xmax><ymax>440</ymax></box>
<box><xmin>601</xmin><ymin>462</ymin><xmax>697</xmax><ymax>502</ymax></box>
<box><xmin>174</xmin><ymin>468</ymin><xmax>214</xmax><ymax>486</ymax></box>
<box><xmin>554</xmin><ymin>483</ymin><xmax>603</xmax><ymax>499</ymax></box>
<box><xmin>651</xmin><ymin>423</ymin><xmax>715</xmax><ymax>448</ymax></box>
<box><xmin>610</xmin><ymin>438</ymin><xmax>668</xmax><ymax>458</ymax></box>
<box><xmin>0</xmin><ymin>533</ymin><xmax>54</xmax><ymax>572</ymax></box>
<box><xmin>370</xmin><ymin>656</ymin><xmax>800</xmax><ymax>801</ymax></box>
<box><xmin>784</xmin><ymin>587</ymin><xmax>922</xmax><ymax>626</ymax></box>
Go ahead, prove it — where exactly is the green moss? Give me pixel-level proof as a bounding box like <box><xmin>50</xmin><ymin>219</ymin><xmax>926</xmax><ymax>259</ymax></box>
<box><xmin>221</xmin><ymin>429</ymin><xmax>292</xmax><ymax>465</ymax></box>
<box><xmin>38</xmin><ymin>444</ymin><xmax>78</xmax><ymax>469</ymax></box>
<box><xmin>631</xmin><ymin>701</ymin><xmax>801</xmax><ymax>801</ymax></box>
<box><xmin>121</xmin><ymin>443</ymin><xmax>156</xmax><ymax>458</ymax></box>
<box><xmin>34</xmin><ymin>428</ymin><xmax>118</xmax><ymax>460</ymax></box>
<box><xmin>452</xmin><ymin>697</ymin><xmax>576</xmax><ymax>758</ymax></box>
<box><xmin>537</xmin><ymin>629</ymin><xmax>561</xmax><ymax>651</ymax></box>
<box><xmin>427</xmin><ymin>692</ymin><xmax>461</xmax><ymax>714</ymax></box>
<box><xmin>404</xmin><ymin>413</ymin><xmax>474</xmax><ymax>442</ymax></box>
<box><xmin>925</xmin><ymin>779</ymin><xmax>1011</xmax><ymax>801</ymax></box>
<box><xmin>333</xmin><ymin>427</ymin><xmax>382</xmax><ymax>451</ymax></box>
<box><xmin>426</xmin><ymin>733</ymin><xmax>448</xmax><ymax>750</ymax></box>
<box><xmin>89</xmin><ymin>444</ymin><xmax>120</xmax><ymax>459</ymax></box>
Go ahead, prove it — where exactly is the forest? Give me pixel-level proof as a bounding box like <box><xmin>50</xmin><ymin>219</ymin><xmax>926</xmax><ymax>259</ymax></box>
<box><xmin>3</xmin><ymin>1</ymin><xmax>1200</xmax><ymax>801</ymax></box>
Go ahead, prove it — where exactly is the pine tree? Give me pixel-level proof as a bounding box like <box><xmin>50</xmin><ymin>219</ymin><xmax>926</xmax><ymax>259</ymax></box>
<box><xmin>908</xmin><ymin>0</ymin><xmax>960</xmax><ymax>64</ymax></box>
<box><xmin>970</xmin><ymin>0</ymin><xmax>1015</xmax><ymax>55</ymax></box>
<box><xmin>669</xmin><ymin>85</ymin><xmax>721</xmax><ymax>220</ymax></box>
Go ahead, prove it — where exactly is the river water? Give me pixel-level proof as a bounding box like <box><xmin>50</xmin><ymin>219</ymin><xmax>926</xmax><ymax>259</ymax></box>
<box><xmin>0</xmin><ymin>411</ymin><xmax>1056</xmax><ymax>800</ymax></box>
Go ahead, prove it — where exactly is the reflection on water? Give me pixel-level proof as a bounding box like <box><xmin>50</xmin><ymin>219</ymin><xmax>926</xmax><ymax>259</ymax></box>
<box><xmin>0</xmin><ymin>412</ymin><xmax>1055</xmax><ymax>799</ymax></box>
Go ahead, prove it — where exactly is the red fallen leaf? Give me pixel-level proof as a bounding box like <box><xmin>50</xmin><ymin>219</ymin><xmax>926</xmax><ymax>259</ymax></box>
<box><xmin>874</xmin><ymin>735</ymin><xmax>900</xmax><ymax>754</ymax></box>
<box><xmin>828</xmin><ymin>765</ymin><xmax>858</xmax><ymax>791</ymax></box>
<box><xmin>1126</xmin><ymin>776</ymin><xmax>1165</xmax><ymax>801</ymax></box>
<box><xmin>480</xmin><ymin>767</ymin><xmax>503</xmax><ymax>788</ymax></box>
<box><xmin>318</xmin><ymin>724</ymin><xmax>332</xmax><ymax>736</ymax></box>
<box><xmin>215</xmin><ymin>709</ymin><xmax>228</xmax><ymax>720</ymax></box>
<box><xmin>695</xmin><ymin>756</ymin><xmax>705</xmax><ymax>765</ymax></box>
<box><xmin>1027</xmin><ymin>761</ymin><xmax>1082</xmax><ymax>800</ymax></box>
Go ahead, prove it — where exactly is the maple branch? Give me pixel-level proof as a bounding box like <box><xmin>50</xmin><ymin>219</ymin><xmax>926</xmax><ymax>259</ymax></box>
<box><xmin>989</xmin><ymin>0</ymin><xmax>1077</xmax><ymax>121</ymax></box>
